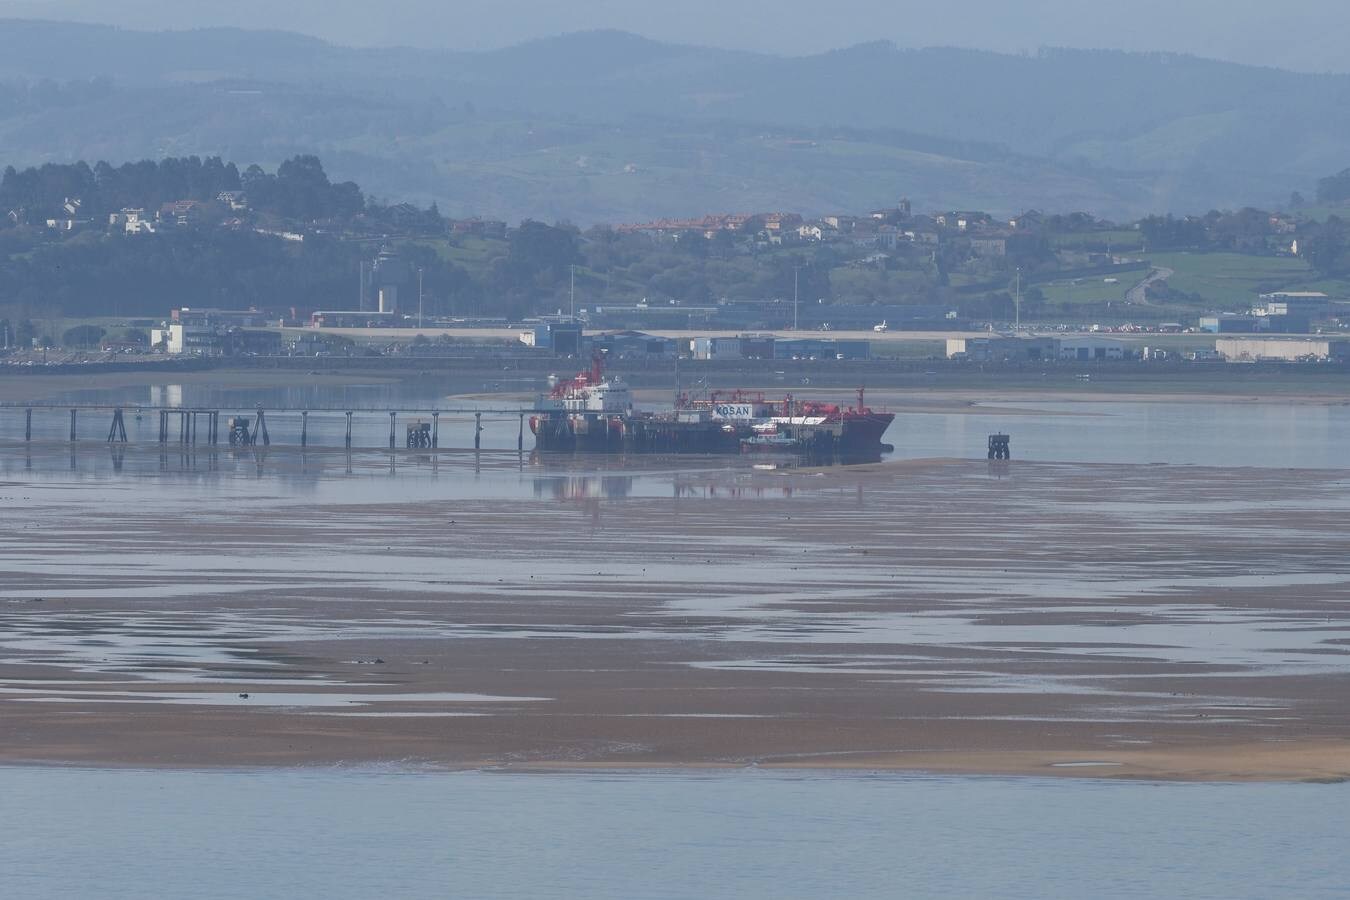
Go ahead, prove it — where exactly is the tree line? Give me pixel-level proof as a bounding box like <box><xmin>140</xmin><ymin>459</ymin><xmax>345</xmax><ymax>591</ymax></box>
<box><xmin>7</xmin><ymin>151</ymin><xmax>1350</xmax><ymax>330</ymax></box>
<box><xmin>0</xmin><ymin>154</ymin><xmax>376</xmax><ymax>226</ymax></box>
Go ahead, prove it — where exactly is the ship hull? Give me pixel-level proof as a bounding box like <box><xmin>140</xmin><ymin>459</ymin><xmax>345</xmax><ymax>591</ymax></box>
<box><xmin>532</xmin><ymin>413</ymin><xmax>742</xmax><ymax>454</ymax></box>
<box><xmin>839</xmin><ymin>412</ymin><xmax>894</xmax><ymax>452</ymax></box>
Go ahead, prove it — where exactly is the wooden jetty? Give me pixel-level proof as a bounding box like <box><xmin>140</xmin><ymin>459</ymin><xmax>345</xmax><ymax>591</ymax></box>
<box><xmin>0</xmin><ymin>404</ymin><xmax>537</xmax><ymax>451</ymax></box>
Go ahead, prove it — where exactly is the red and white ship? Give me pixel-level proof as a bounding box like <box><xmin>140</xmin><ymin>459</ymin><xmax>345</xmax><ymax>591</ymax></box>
<box><xmin>531</xmin><ymin>358</ymin><xmax>894</xmax><ymax>459</ymax></box>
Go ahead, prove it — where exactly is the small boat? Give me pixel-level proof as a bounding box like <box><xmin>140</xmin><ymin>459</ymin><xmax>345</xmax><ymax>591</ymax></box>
<box><xmin>740</xmin><ymin>422</ymin><xmax>801</xmax><ymax>454</ymax></box>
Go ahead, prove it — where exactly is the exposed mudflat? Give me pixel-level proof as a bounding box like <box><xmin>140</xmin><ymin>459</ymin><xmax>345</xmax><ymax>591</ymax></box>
<box><xmin>3</xmin><ymin>444</ymin><xmax>1349</xmax><ymax>780</ymax></box>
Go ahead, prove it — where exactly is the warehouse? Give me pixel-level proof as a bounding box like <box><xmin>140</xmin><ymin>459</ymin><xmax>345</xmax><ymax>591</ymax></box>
<box><xmin>1057</xmin><ymin>336</ymin><xmax>1134</xmax><ymax>361</ymax></box>
<box><xmin>1216</xmin><ymin>338</ymin><xmax>1350</xmax><ymax>362</ymax></box>
<box><xmin>945</xmin><ymin>336</ymin><xmax>1056</xmax><ymax>362</ymax></box>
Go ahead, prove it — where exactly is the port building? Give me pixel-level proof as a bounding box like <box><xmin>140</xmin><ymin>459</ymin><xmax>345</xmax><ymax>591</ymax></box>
<box><xmin>692</xmin><ymin>335</ymin><xmax>871</xmax><ymax>361</ymax></box>
<box><xmin>945</xmin><ymin>336</ymin><xmax>1057</xmax><ymax>361</ymax></box>
<box><xmin>1216</xmin><ymin>337</ymin><xmax>1350</xmax><ymax>362</ymax></box>
<box><xmin>946</xmin><ymin>335</ymin><xmax>1138</xmax><ymax>361</ymax></box>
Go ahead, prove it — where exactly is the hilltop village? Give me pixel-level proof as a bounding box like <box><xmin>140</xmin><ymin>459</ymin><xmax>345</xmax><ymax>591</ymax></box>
<box><xmin>4</xmin><ymin>155</ymin><xmax>1350</xmax><ymax>368</ymax></box>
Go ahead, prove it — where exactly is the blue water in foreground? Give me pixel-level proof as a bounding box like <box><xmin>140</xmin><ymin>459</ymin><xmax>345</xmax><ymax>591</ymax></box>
<box><xmin>3</xmin><ymin>767</ymin><xmax>1345</xmax><ymax>899</ymax></box>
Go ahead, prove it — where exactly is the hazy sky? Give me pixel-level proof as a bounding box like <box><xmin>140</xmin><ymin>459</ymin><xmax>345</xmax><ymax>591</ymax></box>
<box><xmin>2</xmin><ymin>0</ymin><xmax>1345</xmax><ymax>72</ymax></box>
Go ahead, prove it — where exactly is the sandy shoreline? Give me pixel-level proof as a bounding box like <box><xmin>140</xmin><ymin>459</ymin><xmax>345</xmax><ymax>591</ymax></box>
<box><xmin>2</xmin><ymin>451</ymin><xmax>1350</xmax><ymax>781</ymax></box>
<box><xmin>6</xmin><ymin>742</ymin><xmax>1349</xmax><ymax>783</ymax></box>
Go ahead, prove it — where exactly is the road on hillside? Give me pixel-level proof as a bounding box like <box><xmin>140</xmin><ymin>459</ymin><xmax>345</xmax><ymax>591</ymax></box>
<box><xmin>1126</xmin><ymin>267</ymin><xmax>1175</xmax><ymax>307</ymax></box>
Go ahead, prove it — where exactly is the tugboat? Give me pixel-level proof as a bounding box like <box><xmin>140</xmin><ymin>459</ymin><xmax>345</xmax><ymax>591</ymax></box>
<box><xmin>740</xmin><ymin>422</ymin><xmax>802</xmax><ymax>455</ymax></box>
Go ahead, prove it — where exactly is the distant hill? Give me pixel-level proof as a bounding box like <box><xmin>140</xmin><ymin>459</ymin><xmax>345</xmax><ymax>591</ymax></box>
<box><xmin>0</xmin><ymin>21</ymin><xmax>1343</xmax><ymax>222</ymax></box>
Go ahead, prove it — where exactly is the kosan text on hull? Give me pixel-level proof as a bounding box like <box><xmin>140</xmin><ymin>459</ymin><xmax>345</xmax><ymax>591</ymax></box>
<box><xmin>529</xmin><ymin>357</ymin><xmax>895</xmax><ymax>460</ymax></box>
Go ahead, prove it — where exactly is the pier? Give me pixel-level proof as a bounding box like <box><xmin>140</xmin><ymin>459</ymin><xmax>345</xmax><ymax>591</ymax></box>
<box><xmin>0</xmin><ymin>404</ymin><xmax>536</xmax><ymax>452</ymax></box>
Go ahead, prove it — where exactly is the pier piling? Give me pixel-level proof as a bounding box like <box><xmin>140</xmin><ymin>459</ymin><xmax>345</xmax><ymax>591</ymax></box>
<box><xmin>106</xmin><ymin>409</ymin><xmax>128</xmax><ymax>443</ymax></box>
<box><xmin>5</xmin><ymin>403</ymin><xmax>533</xmax><ymax>451</ymax></box>
<box><xmin>987</xmin><ymin>434</ymin><xmax>1011</xmax><ymax>460</ymax></box>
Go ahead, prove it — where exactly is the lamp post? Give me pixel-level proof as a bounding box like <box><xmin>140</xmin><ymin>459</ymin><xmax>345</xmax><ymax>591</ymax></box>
<box><xmin>792</xmin><ymin>265</ymin><xmax>801</xmax><ymax>330</ymax></box>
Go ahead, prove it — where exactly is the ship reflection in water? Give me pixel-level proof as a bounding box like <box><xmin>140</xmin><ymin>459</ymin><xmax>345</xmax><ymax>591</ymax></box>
<box><xmin>674</xmin><ymin>476</ymin><xmax>796</xmax><ymax>500</ymax></box>
<box><xmin>532</xmin><ymin>474</ymin><xmax>634</xmax><ymax>502</ymax></box>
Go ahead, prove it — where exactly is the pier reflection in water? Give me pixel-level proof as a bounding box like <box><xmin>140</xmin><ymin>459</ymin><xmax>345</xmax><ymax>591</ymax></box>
<box><xmin>0</xmin><ymin>442</ymin><xmax>834</xmax><ymax>508</ymax></box>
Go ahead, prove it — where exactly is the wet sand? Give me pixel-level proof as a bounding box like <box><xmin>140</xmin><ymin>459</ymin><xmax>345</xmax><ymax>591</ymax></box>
<box><xmin>3</xmin><ymin>449</ymin><xmax>1350</xmax><ymax>780</ymax></box>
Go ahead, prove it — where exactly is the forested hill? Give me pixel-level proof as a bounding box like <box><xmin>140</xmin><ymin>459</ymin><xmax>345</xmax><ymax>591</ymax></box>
<box><xmin>0</xmin><ymin>155</ymin><xmax>363</xmax><ymax>222</ymax></box>
<box><xmin>9</xmin><ymin>152</ymin><xmax>1350</xmax><ymax>338</ymax></box>
<box><xmin>0</xmin><ymin>22</ymin><xmax>1347</xmax><ymax>220</ymax></box>
<box><xmin>0</xmin><ymin>155</ymin><xmax>476</xmax><ymax>321</ymax></box>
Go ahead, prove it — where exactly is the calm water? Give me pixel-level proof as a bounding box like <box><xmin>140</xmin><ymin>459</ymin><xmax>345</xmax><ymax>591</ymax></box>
<box><xmin>903</xmin><ymin>399</ymin><xmax>1350</xmax><ymax>468</ymax></box>
<box><xmin>4</xmin><ymin>378</ymin><xmax>1350</xmax><ymax>467</ymax></box>
<box><xmin>3</xmin><ymin>767</ymin><xmax>1346</xmax><ymax>900</ymax></box>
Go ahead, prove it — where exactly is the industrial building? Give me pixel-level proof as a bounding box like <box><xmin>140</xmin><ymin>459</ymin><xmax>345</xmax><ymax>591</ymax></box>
<box><xmin>693</xmin><ymin>334</ymin><xmax>871</xmax><ymax>361</ymax></box>
<box><xmin>151</xmin><ymin>323</ymin><xmax>213</xmax><ymax>355</ymax></box>
<box><xmin>691</xmin><ymin>337</ymin><xmax>746</xmax><ymax>360</ymax></box>
<box><xmin>1199</xmin><ymin>312</ymin><xmax>1310</xmax><ymax>334</ymax></box>
<box><xmin>945</xmin><ymin>335</ymin><xmax>1137</xmax><ymax>362</ymax></box>
<box><xmin>363</xmin><ymin>246</ymin><xmax>411</xmax><ymax>314</ymax></box>
<box><xmin>150</xmin><ymin>324</ymin><xmax>281</xmax><ymax>356</ymax></box>
<box><xmin>519</xmin><ymin>323</ymin><xmax>585</xmax><ymax>355</ymax></box>
<box><xmin>1257</xmin><ymin>291</ymin><xmax>1331</xmax><ymax>314</ymax></box>
<box><xmin>945</xmin><ymin>336</ymin><xmax>1057</xmax><ymax>362</ymax></box>
<box><xmin>1216</xmin><ymin>338</ymin><xmax>1350</xmax><ymax>362</ymax></box>
<box><xmin>170</xmin><ymin>307</ymin><xmax>272</xmax><ymax>328</ymax></box>
<box><xmin>591</xmin><ymin>330</ymin><xmax>679</xmax><ymax>359</ymax></box>
<box><xmin>1056</xmin><ymin>336</ymin><xmax>1133</xmax><ymax>361</ymax></box>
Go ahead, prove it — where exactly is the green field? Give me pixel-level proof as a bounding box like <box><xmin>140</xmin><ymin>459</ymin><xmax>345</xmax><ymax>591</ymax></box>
<box><xmin>420</xmin><ymin>236</ymin><xmax>506</xmax><ymax>270</ymax></box>
<box><xmin>925</xmin><ymin>250</ymin><xmax>1350</xmax><ymax>322</ymax></box>
<box><xmin>1037</xmin><ymin>273</ymin><xmax>1137</xmax><ymax>308</ymax></box>
<box><xmin>1144</xmin><ymin>252</ymin><xmax>1332</xmax><ymax>308</ymax></box>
